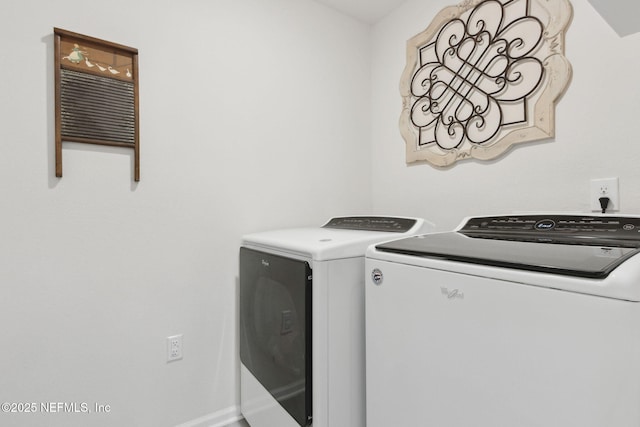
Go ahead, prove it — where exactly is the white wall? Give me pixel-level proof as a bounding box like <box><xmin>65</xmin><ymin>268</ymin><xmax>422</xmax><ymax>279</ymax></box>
<box><xmin>0</xmin><ymin>1</ymin><xmax>371</xmax><ymax>426</ymax></box>
<box><xmin>371</xmin><ymin>0</ymin><xmax>640</xmax><ymax>231</ymax></box>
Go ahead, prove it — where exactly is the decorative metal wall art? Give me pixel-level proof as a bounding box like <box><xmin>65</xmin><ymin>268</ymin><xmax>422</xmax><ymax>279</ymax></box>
<box><xmin>54</xmin><ymin>28</ymin><xmax>140</xmax><ymax>181</ymax></box>
<box><xmin>400</xmin><ymin>0</ymin><xmax>572</xmax><ymax>167</ymax></box>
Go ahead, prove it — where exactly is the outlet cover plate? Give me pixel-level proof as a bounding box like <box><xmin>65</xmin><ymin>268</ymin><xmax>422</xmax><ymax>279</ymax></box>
<box><xmin>167</xmin><ymin>334</ymin><xmax>183</xmax><ymax>362</ymax></box>
<box><xmin>590</xmin><ymin>177</ymin><xmax>619</xmax><ymax>212</ymax></box>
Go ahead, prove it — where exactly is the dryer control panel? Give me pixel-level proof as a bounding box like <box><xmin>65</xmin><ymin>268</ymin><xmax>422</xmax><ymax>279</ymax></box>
<box><xmin>323</xmin><ymin>216</ymin><xmax>417</xmax><ymax>233</ymax></box>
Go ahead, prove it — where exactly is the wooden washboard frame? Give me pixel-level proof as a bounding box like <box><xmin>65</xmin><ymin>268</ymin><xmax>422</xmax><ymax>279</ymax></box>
<box><xmin>54</xmin><ymin>28</ymin><xmax>140</xmax><ymax>181</ymax></box>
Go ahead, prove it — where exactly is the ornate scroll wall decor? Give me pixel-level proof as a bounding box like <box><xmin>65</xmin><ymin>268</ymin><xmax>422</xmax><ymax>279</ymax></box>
<box><xmin>400</xmin><ymin>0</ymin><xmax>572</xmax><ymax>167</ymax></box>
<box><xmin>54</xmin><ymin>28</ymin><xmax>140</xmax><ymax>181</ymax></box>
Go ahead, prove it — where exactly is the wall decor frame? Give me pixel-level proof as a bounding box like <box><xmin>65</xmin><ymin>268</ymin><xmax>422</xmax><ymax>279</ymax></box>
<box><xmin>54</xmin><ymin>27</ymin><xmax>140</xmax><ymax>181</ymax></box>
<box><xmin>400</xmin><ymin>0</ymin><xmax>572</xmax><ymax>167</ymax></box>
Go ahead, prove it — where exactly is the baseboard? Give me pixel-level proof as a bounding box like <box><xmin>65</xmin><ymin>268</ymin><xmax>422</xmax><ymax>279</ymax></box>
<box><xmin>175</xmin><ymin>405</ymin><xmax>244</xmax><ymax>427</ymax></box>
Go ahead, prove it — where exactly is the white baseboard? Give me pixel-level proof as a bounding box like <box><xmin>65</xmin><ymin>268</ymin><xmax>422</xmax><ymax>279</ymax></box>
<box><xmin>175</xmin><ymin>405</ymin><xmax>244</xmax><ymax>427</ymax></box>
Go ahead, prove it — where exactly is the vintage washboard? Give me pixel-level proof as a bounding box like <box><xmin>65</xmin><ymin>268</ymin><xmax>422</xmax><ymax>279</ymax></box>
<box><xmin>54</xmin><ymin>28</ymin><xmax>140</xmax><ymax>181</ymax></box>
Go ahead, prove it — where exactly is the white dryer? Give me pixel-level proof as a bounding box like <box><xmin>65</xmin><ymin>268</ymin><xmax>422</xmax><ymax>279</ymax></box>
<box><xmin>239</xmin><ymin>216</ymin><xmax>433</xmax><ymax>427</ymax></box>
<box><xmin>366</xmin><ymin>214</ymin><xmax>640</xmax><ymax>427</ymax></box>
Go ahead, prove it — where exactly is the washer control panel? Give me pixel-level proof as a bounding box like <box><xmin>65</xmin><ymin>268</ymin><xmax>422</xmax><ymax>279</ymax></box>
<box><xmin>461</xmin><ymin>215</ymin><xmax>640</xmax><ymax>241</ymax></box>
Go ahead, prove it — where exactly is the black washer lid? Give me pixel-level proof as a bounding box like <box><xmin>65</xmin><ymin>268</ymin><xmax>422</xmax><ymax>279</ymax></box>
<box><xmin>376</xmin><ymin>215</ymin><xmax>640</xmax><ymax>279</ymax></box>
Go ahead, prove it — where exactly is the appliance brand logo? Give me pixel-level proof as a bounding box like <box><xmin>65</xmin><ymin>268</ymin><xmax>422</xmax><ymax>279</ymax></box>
<box><xmin>371</xmin><ymin>268</ymin><xmax>383</xmax><ymax>286</ymax></box>
<box><xmin>261</xmin><ymin>259</ymin><xmax>270</xmax><ymax>267</ymax></box>
<box><xmin>535</xmin><ymin>219</ymin><xmax>556</xmax><ymax>230</ymax></box>
<box><xmin>441</xmin><ymin>287</ymin><xmax>464</xmax><ymax>300</ymax></box>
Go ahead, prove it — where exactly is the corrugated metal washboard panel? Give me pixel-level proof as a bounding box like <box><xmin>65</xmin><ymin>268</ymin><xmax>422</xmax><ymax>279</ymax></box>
<box><xmin>60</xmin><ymin>68</ymin><xmax>135</xmax><ymax>144</ymax></box>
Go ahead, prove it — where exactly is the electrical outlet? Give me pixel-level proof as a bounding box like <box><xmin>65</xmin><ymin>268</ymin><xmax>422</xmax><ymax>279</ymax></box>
<box><xmin>167</xmin><ymin>334</ymin><xmax>183</xmax><ymax>362</ymax></box>
<box><xmin>590</xmin><ymin>177</ymin><xmax>619</xmax><ymax>212</ymax></box>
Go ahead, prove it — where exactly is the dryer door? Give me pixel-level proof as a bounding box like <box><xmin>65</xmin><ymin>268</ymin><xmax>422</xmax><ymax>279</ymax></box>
<box><xmin>239</xmin><ymin>247</ymin><xmax>312</xmax><ymax>427</ymax></box>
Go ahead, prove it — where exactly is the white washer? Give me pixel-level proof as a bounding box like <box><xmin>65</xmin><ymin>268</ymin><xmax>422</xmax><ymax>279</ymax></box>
<box><xmin>239</xmin><ymin>216</ymin><xmax>433</xmax><ymax>427</ymax></box>
<box><xmin>366</xmin><ymin>214</ymin><xmax>640</xmax><ymax>427</ymax></box>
